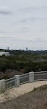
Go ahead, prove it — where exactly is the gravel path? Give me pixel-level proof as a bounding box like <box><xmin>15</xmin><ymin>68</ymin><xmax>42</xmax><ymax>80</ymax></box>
<box><xmin>0</xmin><ymin>81</ymin><xmax>47</xmax><ymax>103</ymax></box>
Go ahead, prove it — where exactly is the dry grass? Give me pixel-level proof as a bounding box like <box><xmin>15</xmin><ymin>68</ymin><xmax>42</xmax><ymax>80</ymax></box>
<box><xmin>0</xmin><ymin>85</ymin><xmax>47</xmax><ymax>109</ymax></box>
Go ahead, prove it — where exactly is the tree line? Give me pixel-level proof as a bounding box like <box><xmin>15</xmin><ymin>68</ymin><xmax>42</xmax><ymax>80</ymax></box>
<box><xmin>0</xmin><ymin>50</ymin><xmax>47</xmax><ymax>79</ymax></box>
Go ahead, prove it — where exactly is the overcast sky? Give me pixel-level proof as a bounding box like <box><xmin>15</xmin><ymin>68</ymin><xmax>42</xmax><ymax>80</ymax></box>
<box><xmin>0</xmin><ymin>0</ymin><xmax>47</xmax><ymax>50</ymax></box>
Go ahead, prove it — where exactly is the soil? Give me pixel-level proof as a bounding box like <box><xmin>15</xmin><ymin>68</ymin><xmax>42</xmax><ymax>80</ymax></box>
<box><xmin>0</xmin><ymin>83</ymin><xmax>47</xmax><ymax>109</ymax></box>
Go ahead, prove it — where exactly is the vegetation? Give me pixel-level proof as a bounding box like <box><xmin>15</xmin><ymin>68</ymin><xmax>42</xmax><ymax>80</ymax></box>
<box><xmin>0</xmin><ymin>85</ymin><xmax>47</xmax><ymax>109</ymax></box>
<box><xmin>0</xmin><ymin>49</ymin><xmax>47</xmax><ymax>79</ymax></box>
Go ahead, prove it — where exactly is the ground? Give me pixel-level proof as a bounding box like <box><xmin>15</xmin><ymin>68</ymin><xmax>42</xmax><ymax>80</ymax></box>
<box><xmin>0</xmin><ymin>81</ymin><xmax>47</xmax><ymax>103</ymax></box>
<box><xmin>0</xmin><ymin>85</ymin><xmax>47</xmax><ymax>109</ymax></box>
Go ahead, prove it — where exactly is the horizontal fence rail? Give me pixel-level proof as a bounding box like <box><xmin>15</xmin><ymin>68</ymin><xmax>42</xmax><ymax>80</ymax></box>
<box><xmin>20</xmin><ymin>73</ymin><xmax>29</xmax><ymax>85</ymax></box>
<box><xmin>5</xmin><ymin>77</ymin><xmax>16</xmax><ymax>89</ymax></box>
<box><xmin>34</xmin><ymin>71</ymin><xmax>47</xmax><ymax>81</ymax></box>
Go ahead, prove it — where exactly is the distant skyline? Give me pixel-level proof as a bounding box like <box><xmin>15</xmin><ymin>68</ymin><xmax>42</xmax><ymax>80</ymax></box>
<box><xmin>0</xmin><ymin>0</ymin><xmax>47</xmax><ymax>50</ymax></box>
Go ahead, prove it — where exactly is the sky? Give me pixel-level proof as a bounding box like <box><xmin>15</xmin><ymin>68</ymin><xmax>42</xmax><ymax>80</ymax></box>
<box><xmin>0</xmin><ymin>0</ymin><xmax>47</xmax><ymax>50</ymax></box>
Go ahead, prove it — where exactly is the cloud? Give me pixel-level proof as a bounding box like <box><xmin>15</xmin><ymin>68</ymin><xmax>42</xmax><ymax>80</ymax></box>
<box><xmin>0</xmin><ymin>30</ymin><xmax>7</xmax><ymax>33</ymax></box>
<box><xmin>0</xmin><ymin>6</ymin><xmax>11</xmax><ymax>15</ymax></box>
<box><xmin>19</xmin><ymin>5</ymin><xmax>47</xmax><ymax>24</ymax></box>
<box><xmin>21</xmin><ymin>17</ymin><xmax>37</xmax><ymax>24</ymax></box>
<box><xmin>29</xmin><ymin>38</ymin><xmax>47</xmax><ymax>43</ymax></box>
<box><xmin>19</xmin><ymin>6</ymin><xmax>47</xmax><ymax>13</ymax></box>
<box><xmin>0</xmin><ymin>11</ymin><xmax>11</xmax><ymax>15</ymax></box>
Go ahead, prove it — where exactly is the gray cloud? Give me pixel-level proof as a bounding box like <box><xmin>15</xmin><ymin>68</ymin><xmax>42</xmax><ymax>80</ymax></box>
<box><xmin>21</xmin><ymin>27</ymin><xmax>30</xmax><ymax>33</ymax></box>
<box><xmin>0</xmin><ymin>6</ymin><xmax>12</xmax><ymax>15</ymax></box>
<box><xmin>21</xmin><ymin>17</ymin><xmax>37</xmax><ymax>24</ymax></box>
<box><xmin>19</xmin><ymin>7</ymin><xmax>36</xmax><ymax>13</ymax></box>
<box><xmin>19</xmin><ymin>5</ymin><xmax>47</xmax><ymax>24</ymax></box>
<box><xmin>0</xmin><ymin>0</ymin><xmax>47</xmax><ymax>50</ymax></box>
<box><xmin>19</xmin><ymin>6</ymin><xmax>47</xmax><ymax>13</ymax></box>
<box><xmin>0</xmin><ymin>11</ymin><xmax>11</xmax><ymax>15</ymax></box>
<box><xmin>0</xmin><ymin>30</ymin><xmax>7</xmax><ymax>33</ymax></box>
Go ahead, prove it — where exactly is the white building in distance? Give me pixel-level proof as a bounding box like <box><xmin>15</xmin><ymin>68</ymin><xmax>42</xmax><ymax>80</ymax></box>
<box><xmin>0</xmin><ymin>52</ymin><xmax>9</xmax><ymax>56</ymax></box>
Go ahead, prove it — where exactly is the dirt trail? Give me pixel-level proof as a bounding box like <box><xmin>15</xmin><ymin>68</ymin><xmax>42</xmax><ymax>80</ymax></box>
<box><xmin>0</xmin><ymin>81</ymin><xmax>47</xmax><ymax>103</ymax></box>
